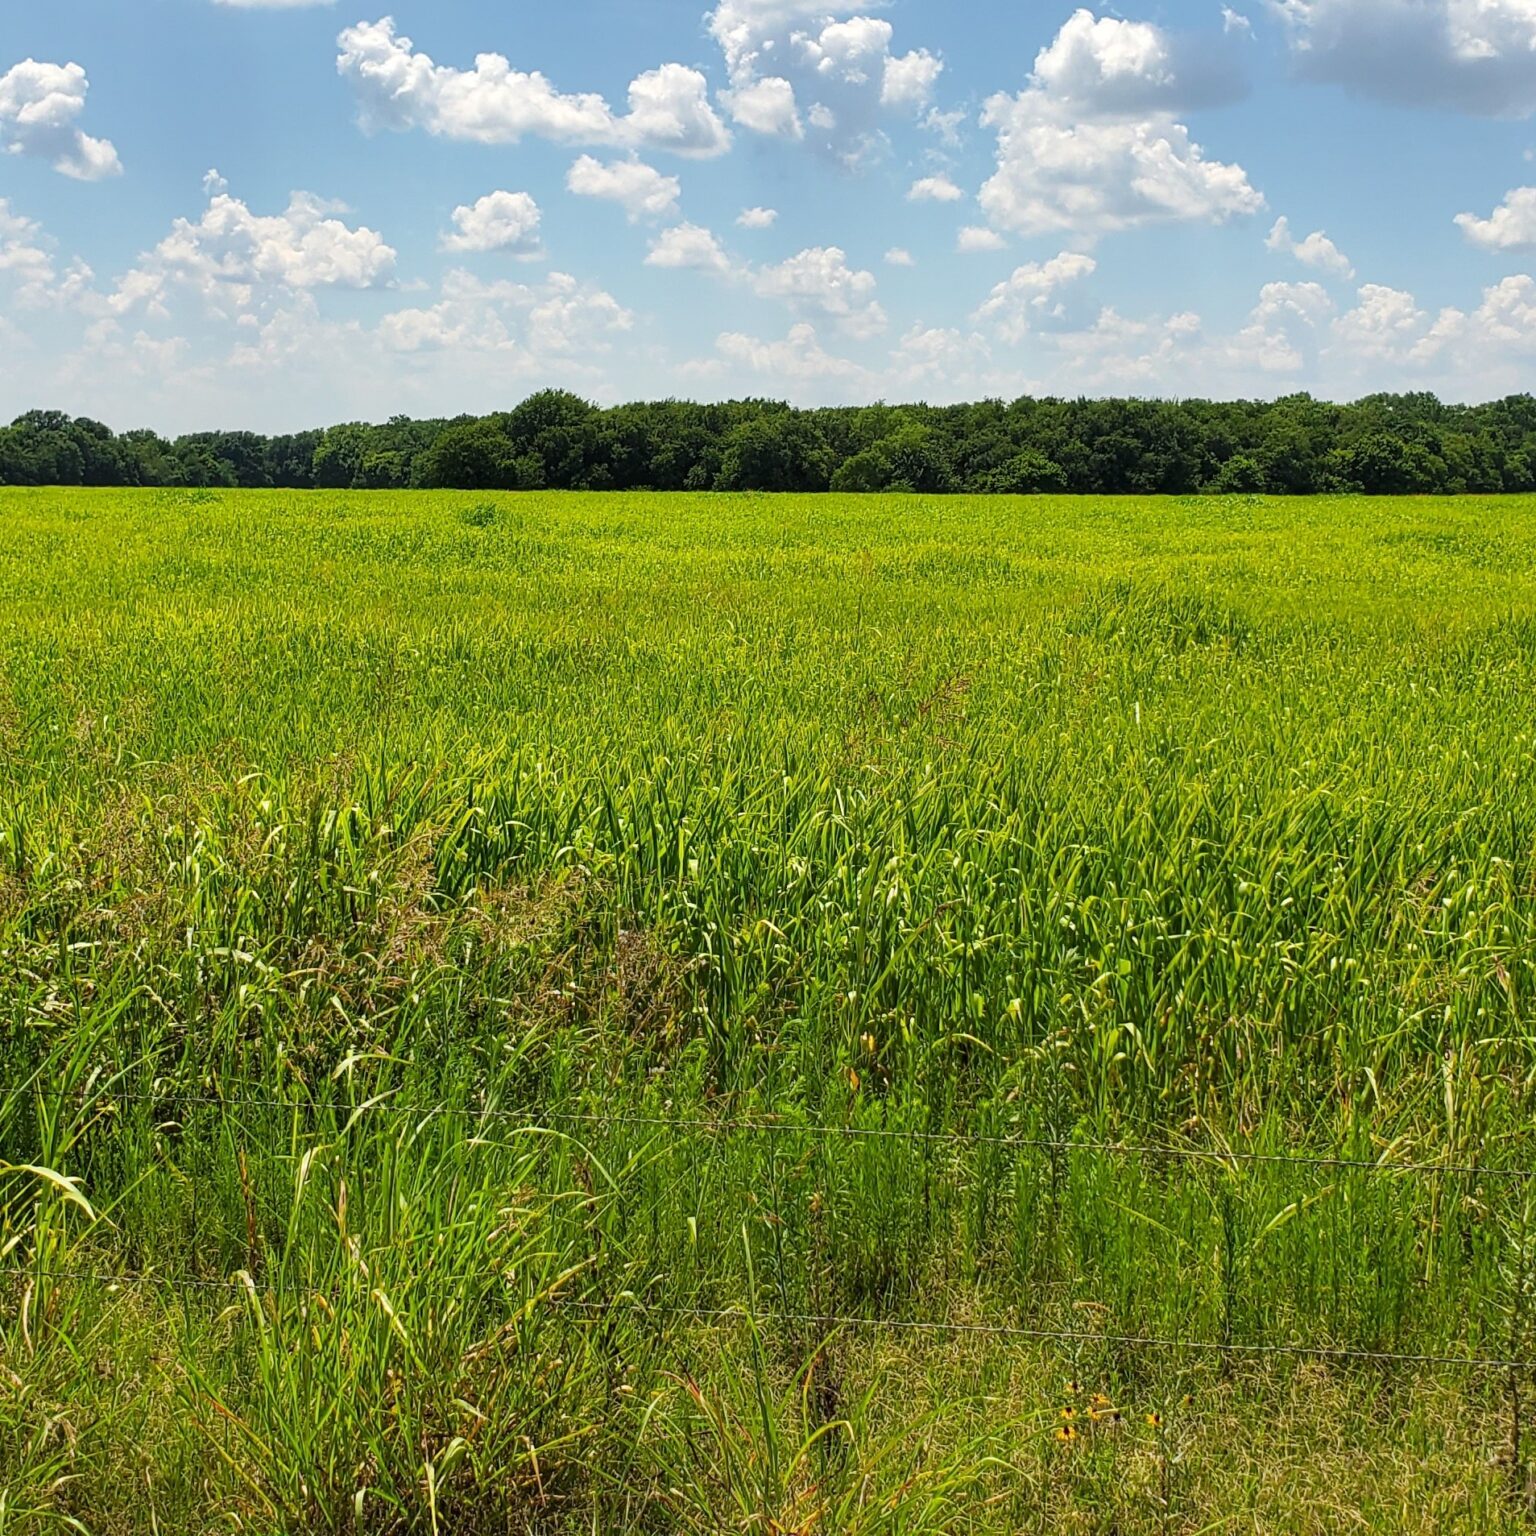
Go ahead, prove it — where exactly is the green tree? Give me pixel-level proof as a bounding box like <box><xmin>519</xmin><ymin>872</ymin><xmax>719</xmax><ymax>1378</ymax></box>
<box><xmin>1330</xmin><ymin>433</ymin><xmax>1442</xmax><ymax>494</ymax></box>
<box><xmin>504</xmin><ymin>389</ymin><xmax>599</xmax><ymax>489</ymax></box>
<box><xmin>715</xmin><ymin>413</ymin><xmax>834</xmax><ymax>491</ymax></box>
<box><xmin>981</xmin><ymin>449</ymin><xmax>1068</xmax><ymax>494</ymax></box>
<box><xmin>830</xmin><ymin>426</ymin><xmax>953</xmax><ymax>492</ymax></box>
<box><xmin>1209</xmin><ymin>454</ymin><xmax>1267</xmax><ymax>493</ymax></box>
<box><xmin>418</xmin><ymin>420</ymin><xmax>523</xmax><ymax>491</ymax></box>
<box><xmin>313</xmin><ymin>425</ymin><xmax>370</xmax><ymax>489</ymax></box>
<box><xmin>356</xmin><ymin>450</ymin><xmax>409</xmax><ymax>490</ymax></box>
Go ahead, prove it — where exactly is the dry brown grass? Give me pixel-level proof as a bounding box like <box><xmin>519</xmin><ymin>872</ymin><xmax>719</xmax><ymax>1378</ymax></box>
<box><xmin>611</xmin><ymin>925</ymin><xmax>697</xmax><ymax>1045</ymax></box>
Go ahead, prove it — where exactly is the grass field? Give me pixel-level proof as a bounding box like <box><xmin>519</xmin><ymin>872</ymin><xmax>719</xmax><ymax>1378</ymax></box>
<box><xmin>4</xmin><ymin>486</ymin><xmax>1536</xmax><ymax>1533</ymax></box>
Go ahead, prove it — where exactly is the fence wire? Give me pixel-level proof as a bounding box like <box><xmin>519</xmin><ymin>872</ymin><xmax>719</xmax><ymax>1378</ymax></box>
<box><xmin>11</xmin><ymin>1081</ymin><xmax>1535</xmax><ymax>1181</ymax></box>
<box><xmin>7</xmin><ymin>1081</ymin><xmax>1533</xmax><ymax>1381</ymax></box>
<box><xmin>5</xmin><ymin>1265</ymin><xmax>1533</xmax><ymax>1374</ymax></box>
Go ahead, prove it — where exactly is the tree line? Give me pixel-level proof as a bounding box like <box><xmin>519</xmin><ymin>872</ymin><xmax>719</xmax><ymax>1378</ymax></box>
<box><xmin>5</xmin><ymin>390</ymin><xmax>1536</xmax><ymax>495</ymax></box>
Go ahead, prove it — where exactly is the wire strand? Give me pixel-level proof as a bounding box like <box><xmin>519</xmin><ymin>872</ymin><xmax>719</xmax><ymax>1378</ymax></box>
<box><xmin>14</xmin><ymin>1082</ymin><xmax>1533</xmax><ymax>1181</ymax></box>
<box><xmin>4</xmin><ymin>1265</ymin><xmax>1530</xmax><ymax>1373</ymax></box>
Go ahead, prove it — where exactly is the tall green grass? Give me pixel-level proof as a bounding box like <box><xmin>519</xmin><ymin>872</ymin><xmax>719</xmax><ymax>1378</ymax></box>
<box><xmin>3</xmin><ymin>487</ymin><xmax>1536</xmax><ymax>1531</ymax></box>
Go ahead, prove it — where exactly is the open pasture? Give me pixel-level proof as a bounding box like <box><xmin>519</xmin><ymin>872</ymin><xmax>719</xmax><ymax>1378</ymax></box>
<box><xmin>4</xmin><ymin>487</ymin><xmax>1536</xmax><ymax>1532</ymax></box>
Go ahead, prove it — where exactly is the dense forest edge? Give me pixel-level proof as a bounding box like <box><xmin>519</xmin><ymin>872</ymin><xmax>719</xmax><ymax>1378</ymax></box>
<box><xmin>7</xmin><ymin>389</ymin><xmax>1536</xmax><ymax>494</ymax></box>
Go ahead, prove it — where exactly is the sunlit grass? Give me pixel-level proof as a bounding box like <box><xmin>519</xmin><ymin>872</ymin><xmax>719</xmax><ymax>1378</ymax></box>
<box><xmin>3</xmin><ymin>486</ymin><xmax>1536</xmax><ymax>1531</ymax></box>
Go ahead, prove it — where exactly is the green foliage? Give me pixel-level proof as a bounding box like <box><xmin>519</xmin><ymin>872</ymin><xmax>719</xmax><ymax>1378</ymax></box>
<box><xmin>312</xmin><ymin>422</ymin><xmax>370</xmax><ymax>488</ymax></box>
<box><xmin>3</xmin><ymin>488</ymin><xmax>1536</xmax><ymax>1530</ymax></box>
<box><xmin>418</xmin><ymin>419</ymin><xmax>520</xmax><ymax>490</ymax></box>
<box><xmin>1208</xmin><ymin>453</ymin><xmax>1267</xmax><ymax>493</ymax></box>
<box><xmin>503</xmin><ymin>387</ymin><xmax>599</xmax><ymax>488</ymax></box>
<box><xmin>10</xmin><ymin>390</ymin><xmax>1536</xmax><ymax>494</ymax></box>
<box><xmin>830</xmin><ymin>424</ymin><xmax>954</xmax><ymax>493</ymax></box>
<box><xmin>716</xmin><ymin>411</ymin><xmax>836</xmax><ymax>491</ymax></box>
<box><xmin>980</xmin><ymin>447</ymin><xmax>1069</xmax><ymax>494</ymax></box>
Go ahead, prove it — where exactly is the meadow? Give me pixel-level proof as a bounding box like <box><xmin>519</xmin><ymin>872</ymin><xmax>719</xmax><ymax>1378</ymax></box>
<box><xmin>3</xmin><ymin>485</ymin><xmax>1536</xmax><ymax>1533</ymax></box>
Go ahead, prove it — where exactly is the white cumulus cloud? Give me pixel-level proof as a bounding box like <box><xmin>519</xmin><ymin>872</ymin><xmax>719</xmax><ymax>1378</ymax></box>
<box><xmin>1273</xmin><ymin>0</ymin><xmax>1536</xmax><ymax>116</ymax></box>
<box><xmin>882</xmin><ymin>47</ymin><xmax>944</xmax><ymax>108</ymax></box>
<box><xmin>707</xmin><ymin>0</ymin><xmax>943</xmax><ymax>152</ymax></box>
<box><xmin>976</xmin><ymin>10</ymin><xmax>1260</xmax><ymax>242</ymax></box>
<box><xmin>1032</xmin><ymin>9</ymin><xmax>1178</xmax><ymax>113</ymax></box>
<box><xmin>1032</xmin><ymin>8</ymin><xmax>1244</xmax><ymax>114</ymax></box>
<box><xmin>720</xmin><ymin>76</ymin><xmax>803</xmax><ymax>138</ymax></box>
<box><xmin>973</xmin><ymin>251</ymin><xmax>1098</xmax><ymax>342</ymax></box>
<box><xmin>441</xmin><ymin>190</ymin><xmax>544</xmax><ymax>257</ymax></box>
<box><xmin>711</xmin><ymin>321</ymin><xmax>866</xmax><ymax>381</ymax></box>
<box><xmin>1221</xmin><ymin>279</ymin><xmax>1334</xmax><ymax>374</ymax></box>
<box><xmin>337</xmin><ymin>18</ymin><xmax>731</xmax><ymax>157</ymax></box>
<box><xmin>1331</xmin><ymin>282</ymin><xmax>1427</xmax><ymax>358</ymax></box>
<box><xmin>567</xmin><ymin>156</ymin><xmax>681</xmax><ymax>222</ymax></box>
<box><xmin>800</xmin><ymin>18</ymin><xmax>895</xmax><ymax>83</ymax></box>
<box><xmin>1465</xmin><ymin>273</ymin><xmax>1536</xmax><ymax>348</ymax></box>
<box><xmin>118</xmin><ymin>184</ymin><xmax>397</xmax><ymax>320</ymax></box>
<box><xmin>1456</xmin><ymin>186</ymin><xmax>1536</xmax><ymax>249</ymax></box>
<box><xmin>379</xmin><ymin>268</ymin><xmax>631</xmax><ymax>358</ymax></box>
<box><xmin>737</xmin><ymin>205</ymin><xmax>779</xmax><ymax>228</ymax></box>
<box><xmin>753</xmin><ymin>244</ymin><xmax>887</xmax><ymax>337</ymax></box>
<box><xmin>979</xmin><ymin>97</ymin><xmax>1262</xmax><ymax>240</ymax></box>
<box><xmin>957</xmin><ymin>226</ymin><xmax>1006</xmax><ymax>253</ymax></box>
<box><xmin>1266</xmin><ymin>215</ymin><xmax>1354</xmax><ymax>277</ymax></box>
<box><xmin>0</xmin><ymin>59</ymin><xmax>122</xmax><ymax>180</ymax></box>
<box><xmin>0</xmin><ymin>199</ymin><xmax>80</xmax><ymax>307</ymax></box>
<box><xmin>908</xmin><ymin>174</ymin><xmax>963</xmax><ymax>202</ymax></box>
<box><xmin>646</xmin><ymin>222</ymin><xmax>733</xmax><ymax>274</ymax></box>
<box><xmin>1316</xmin><ymin>274</ymin><xmax>1536</xmax><ymax>391</ymax></box>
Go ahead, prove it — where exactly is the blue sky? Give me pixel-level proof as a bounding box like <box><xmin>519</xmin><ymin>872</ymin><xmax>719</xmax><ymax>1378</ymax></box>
<box><xmin>4</xmin><ymin>0</ymin><xmax>1536</xmax><ymax>431</ymax></box>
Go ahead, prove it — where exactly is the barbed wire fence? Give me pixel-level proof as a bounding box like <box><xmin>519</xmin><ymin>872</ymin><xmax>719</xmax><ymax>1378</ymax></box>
<box><xmin>5</xmin><ymin>1080</ymin><xmax>1536</xmax><ymax>1383</ymax></box>
<box><xmin>9</xmin><ymin>1080</ymin><xmax>1536</xmax><ymax>1178</ymax></box>
<box><xmin>4</xmin><ymin>1264</ymin><xmax>1534</xmax><ymax>1375</ymax></box>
